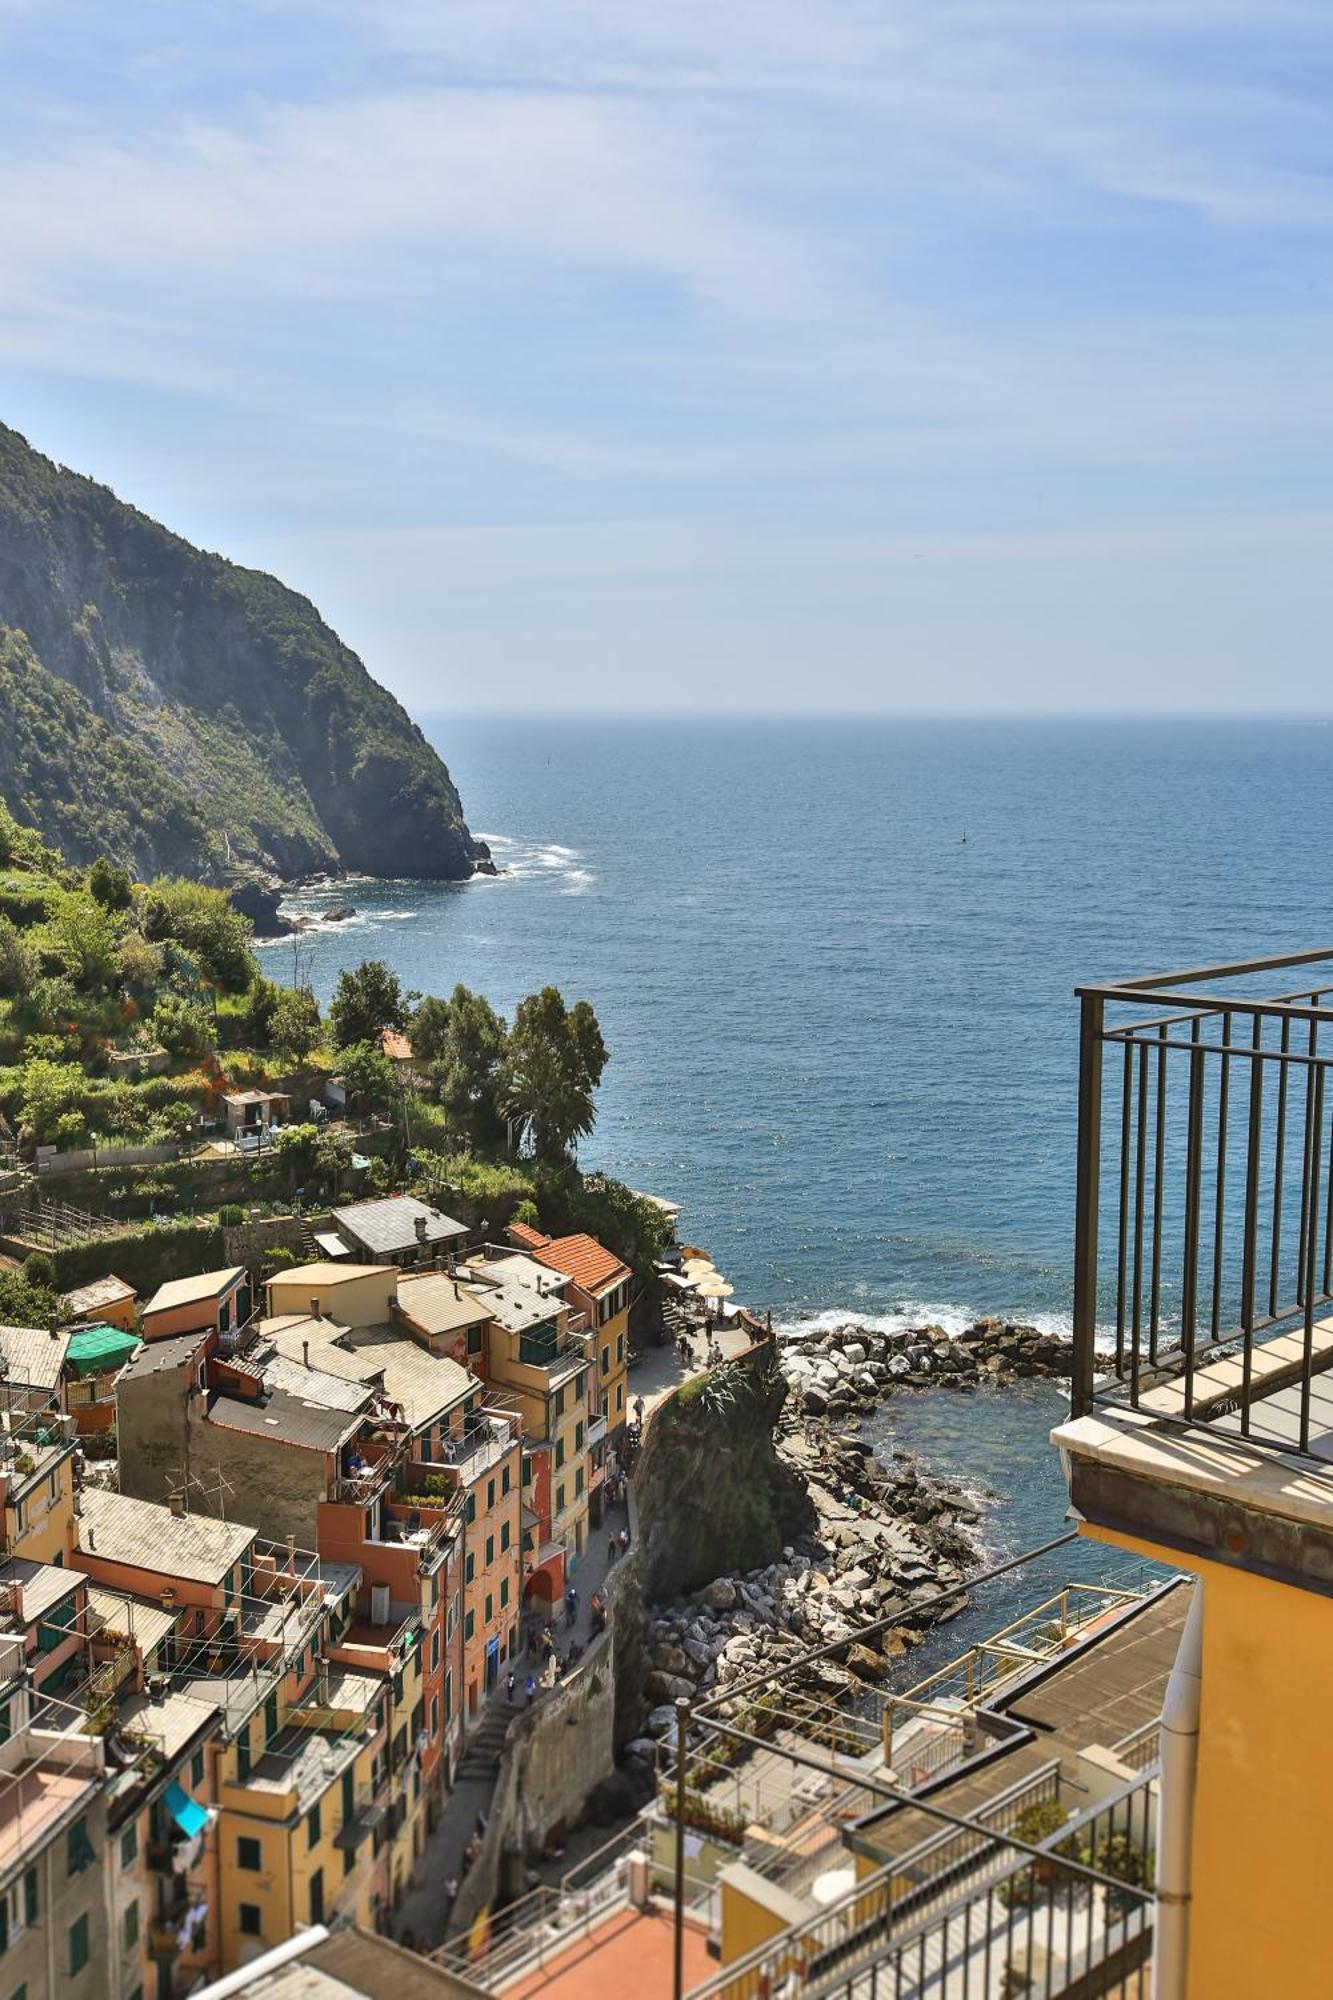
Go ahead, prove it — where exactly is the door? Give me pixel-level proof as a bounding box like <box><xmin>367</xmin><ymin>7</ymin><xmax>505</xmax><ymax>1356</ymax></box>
<box><xmin>484</xmin><ymin>1637</ymin><xmax>500</xmax><ymax>1690</ymax></box>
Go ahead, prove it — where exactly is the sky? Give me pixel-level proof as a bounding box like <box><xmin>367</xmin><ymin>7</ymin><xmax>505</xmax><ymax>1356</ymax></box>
<box><xmin>2</xmin><ymin>1</ymin><xmax>1333</xmax><ymax>715</ymax></box>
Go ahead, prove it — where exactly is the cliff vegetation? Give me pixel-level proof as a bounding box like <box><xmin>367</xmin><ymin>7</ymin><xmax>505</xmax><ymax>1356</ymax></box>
<box><xmin>0</xmin><ymin>422</ymin><xmax>483</xmax><ymax>885</ymax></box>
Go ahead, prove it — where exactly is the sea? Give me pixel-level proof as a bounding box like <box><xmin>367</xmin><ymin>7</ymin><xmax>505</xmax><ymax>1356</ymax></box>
<box><xmin>265</xmin><ymin>715</ymin><xmax>1333</xmax><ymax>1655</ymax></box>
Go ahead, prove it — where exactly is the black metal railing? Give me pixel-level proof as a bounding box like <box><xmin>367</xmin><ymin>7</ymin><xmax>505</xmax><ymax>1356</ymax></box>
<box><xmin>1072</xmin><ymin>948</ymin><xmax>1333</xmax><ymax>1456</ymax></box>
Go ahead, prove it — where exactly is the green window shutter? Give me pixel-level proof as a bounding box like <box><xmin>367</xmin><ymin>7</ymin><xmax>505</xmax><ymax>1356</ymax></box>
<box><xmin>69</xmin><ymin>1914</ymin><xmax>89</xmax><ymax>1975</ymax></box>
<box><xmin>23</xmin><ymin>1871</ymin><xmax>37</xmax><ymax>1927</ymax></box>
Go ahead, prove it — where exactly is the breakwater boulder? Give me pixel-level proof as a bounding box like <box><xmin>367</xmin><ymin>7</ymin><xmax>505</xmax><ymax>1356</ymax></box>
<box><xmin>781</xmin><ymin>1317</ymin><xmax>1068</xmax><ymax>1418</ymax></box>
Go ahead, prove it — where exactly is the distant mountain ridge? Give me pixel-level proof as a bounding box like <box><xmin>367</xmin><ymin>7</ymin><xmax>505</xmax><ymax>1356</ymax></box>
<box><xmin>0</xmin><ymin>423</ymin><xmax>485</xmax><ymax>888</ymax></box>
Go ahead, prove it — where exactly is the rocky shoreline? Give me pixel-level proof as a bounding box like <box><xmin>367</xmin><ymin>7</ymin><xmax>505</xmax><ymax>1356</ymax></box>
<box><xmin>624</xmin><ymin>1319</ymin><xmax>1068</xmax><ymax>1770</ymax></box>
<box><xmin>781</xmin><ymin>1315</ymin><xmax>1070</xmax><ymax>1417</ymax></box>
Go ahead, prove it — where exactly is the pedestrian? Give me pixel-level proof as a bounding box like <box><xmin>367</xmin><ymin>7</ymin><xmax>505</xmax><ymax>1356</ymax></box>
<box><xmin>525</xmin><ymin>1672</ymin><xmax>537</xmax><ymax>1707</ymax></box>
<box><xmin>633</xmin><ymin>1396</ymin><xmax>644</xmax><ymax>1424</ymax></box>
<box><xmin>608</xmin><ymin>1536</ymin><xmax>617</xmax><ymax>1565</ymax></box>
<box><xmin>619</xmin><ymin>1526</ymin><xmax>630</xmax><ymax>1553</ymax></box>
<box><xmin>506</xmin><ymin>1671</ymin><xmax>516</xmax><ymax>1704</ymax></box>
<box><xmin>444</xmin><ymin>1876</ymin><xmax>458</xmax><ymax>1909</ymax></box>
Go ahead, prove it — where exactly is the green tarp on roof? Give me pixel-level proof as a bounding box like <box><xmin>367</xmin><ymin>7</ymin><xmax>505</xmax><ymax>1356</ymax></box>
<box><xmin>65</xmin><ymin>1324</ymin><xmax>141</xmax><ymax>1376</ymax></box>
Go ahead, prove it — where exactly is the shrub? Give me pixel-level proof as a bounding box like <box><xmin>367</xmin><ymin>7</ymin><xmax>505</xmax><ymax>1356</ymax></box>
<box><xmin>219</xmin><ymin>1203</ymin><xmax>245</xmax><ymax>1227</ymax></box>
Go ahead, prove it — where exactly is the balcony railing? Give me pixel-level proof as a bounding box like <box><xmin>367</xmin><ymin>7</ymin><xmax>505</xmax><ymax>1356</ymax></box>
<box><xmin>685</xmin><ymin>1769</ymin><xmax>1156</xmax><ymax>2000</ymax></box>
<box><xmin>1072</xmin><ymin>949</ymin><xmax>1333</xmax><ymax>1460</ymax></box>
<box><xmin>435</xmin><ymin>1412</ymin><xmax>513</xmax><ymax>1481</ymax></box>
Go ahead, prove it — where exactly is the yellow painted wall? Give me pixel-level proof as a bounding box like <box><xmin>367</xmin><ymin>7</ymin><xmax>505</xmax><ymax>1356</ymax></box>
<box><xmin>268</xmin><ymin>1266</ymin><xmax>396</xmax><ymax>1328</ymax></box>
<box><xmin>1084</xmin><ymin>1522</ymin><xmax>1333</xmax><ymax>2000</ymax></box>
<box><xmin>595</xmin><ymin>1303</ymin><xmax>630</xmax><ymax>1431</ymax></box>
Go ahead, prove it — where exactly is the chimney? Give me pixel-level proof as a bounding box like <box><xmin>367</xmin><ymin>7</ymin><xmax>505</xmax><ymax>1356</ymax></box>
<box><xmin>169</xmin><ymin>1490</ymin><xmax>186</xmax><ymax>1519</ymax></box>
<box><xmin>286</xmin><ymin>1533</ymin><xmax>296</xmax><ymax>1573</ymax></box>
<box><xmin>302</xmin><ymin>1341</ymin><xmax>310</xmax><ymax>1369</ymax></box>
<box><xmin>48</xmin><ymin>1318</ymin><xmax>61</xmax><ymax>1339</ymax></box>
<box><xmin>310</xmin><ymin>1298</ymin><xmax>322</xmax><ymax>1321</ymax></box>
<box><xmin>414</xmin><ymin>1215</ymin><xmax>428</xmax><ymax>1246</ymax></box>
<box><xmin>85</xmin><ymin>1527</ymin><xmax>95</xmax><ymax>1550</ymax></box>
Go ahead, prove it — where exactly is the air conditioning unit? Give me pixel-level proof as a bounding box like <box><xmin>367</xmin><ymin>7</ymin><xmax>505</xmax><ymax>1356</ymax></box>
<box><xmin>370</xmin><ymin>1583</ymin><xmax>391</xmax><ymax>1626</ymax></box>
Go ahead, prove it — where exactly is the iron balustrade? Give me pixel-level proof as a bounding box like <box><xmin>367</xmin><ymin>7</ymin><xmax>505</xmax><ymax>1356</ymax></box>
<box><xmin>1072</xmin><ymin>949</ymin><xmax>1333</xmax><ymax>1457</ymax></box>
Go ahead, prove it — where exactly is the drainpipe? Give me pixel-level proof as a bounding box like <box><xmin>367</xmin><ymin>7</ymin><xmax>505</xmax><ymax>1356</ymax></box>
<box><xmin>1154</xmin><ymin>1583</ymin><xmax>1203</xmax><ymax>2000</ymax></box>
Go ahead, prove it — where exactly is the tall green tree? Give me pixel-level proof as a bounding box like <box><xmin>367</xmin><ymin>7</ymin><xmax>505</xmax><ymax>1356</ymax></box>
<box><xmin>415</xmin><ymin>985</ymin><xmax>508</xmax><ymax>1140</ymax></box>
<box><xmin>504</xmin><ymin>987</ymin><xmax>608</xmax><ymax>1160</ymax></box>
<box><xmin>330</xmin><ymin>960</ymin><xmax>406</xmax><ymax>1051</ymax></box>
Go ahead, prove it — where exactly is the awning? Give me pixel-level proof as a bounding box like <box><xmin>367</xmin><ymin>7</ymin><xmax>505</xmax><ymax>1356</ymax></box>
<box><xmin>163</xmin><ymin>1781</ymin><xmax>210</xmax><ymax>1840</ymax></box>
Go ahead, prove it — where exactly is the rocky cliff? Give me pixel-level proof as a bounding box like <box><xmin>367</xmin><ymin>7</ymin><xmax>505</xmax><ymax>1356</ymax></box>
<box><xmin>0</xmin><ymin>423</ymin><xmax>484</xmax><ymax>885</ymax></box>
<box><xmin>634</xmin><ymin>1343</ymin><xmax>814</xmax><ymax>1605</ymax></box>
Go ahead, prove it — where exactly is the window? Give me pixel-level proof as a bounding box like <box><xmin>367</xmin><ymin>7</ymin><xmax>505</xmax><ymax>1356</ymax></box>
<box><xmin>465</xmin><ymin>1494</ymin><xmax>476</xmax><ymax>1525</ymax></box>
<box><xmin>431</xmin><ymin>1629</ymin><xmax>440</xmax><ymax>1670</ymax></box>
<box><xmin>500</xmin><ymin>1520</ymin><xmax>511</xmax><ymax>1551</ymax></box>
<box><xmin>575</xmin><ymin>1421</ymin><xmax>584</xmax><ymax>1452</ymax></box>
<box><xmin>66</xmin><ymin>1820</ymin><xmax>94</xmax><ymax>1876</ymax></box>
<box><xmin>68</xmin><ymin>1915</ymin><xmax>89</xmax><ymax>1977</ymax></box>
<box><xmin>601</xmin><ymin>1345</ymin><xmax>610</xmax><ymax>1376</ymax></box>
<box><xmin>444</xmin><ymin>1671</ymin><xmax>453</xmax><ymax>1723</ymax></box>
<box><xmin>484</xmin><ymin>1593</ymin><xmax>493</xmax><ymax>1624</ymax></box>
<box><xmin>237</xmin><ymin>1836</ymin><xmax>262</xmax><ymax>1871</ymax></box>
<box><xmin>309</xmin><ymin>1869</ymin><xmax>324</xmax><ymax>1925</ymax></box>
<box><xmin>555</xmin><ymin>1438</ymin><xmax>565</xmax><ymax>1469</ymax></box>
<box><xmin>500</xmin><ymin>1578</ymin><xmax>509</xmax><ymax>1609</ymax></box>
<box><xmin>22</xmin><ymin>1873</ymin><xmax>36</xmax><ymax>1929</ymax></box>
<box><xmin>501</xmin><ymin>1464</ymin><xmax>511</xmax><ymax>1494</ymax></box>
<box><xmin>617</xmin><ymin>1332</ymin><xmax>625</xmax><ymax>1364</ymax></box>
<box><xmin>120</xmin><ymin>1825</ymin><xmax>137</xmax><ymax>1869</ymax></box>
<box><xmin>467</xmin><ymin>1327</ymin><xmax>483</xmax><ymax>1355</ymax></box>
<box><xmin>553</xmin><ymin>1383</ymin><xmax>565</xmax><ymax>1417</ymax></box>
<box><xmin>237</xmin><ymin>1732</ymin><xmax>251</xmax><ymax>1782</ymax></box>
<box><xmin>123</xmin><ymin>1902</ymin><xmax>139</xmax><ymax>1951</ymax></box>
<box><xmin>485</xmin><ymin>1535</ymin><xmax>494</xmax><ymax>1566</ymax></box>
<box><xmin>575</xmin><ymin>1467</ymin><xmax>584</xmax><ymax>1498</ymax></box>
<box><xmin>191</xmin><ymin>1747</ymin><xmax>205</xmax><ymax>1789</ymax></box>
<box><xmin>555</xmin><ymin>1483</ymin><xmax>565</xmax><ymax>1515</ymax></box>
<box><xmin>522</xmin><ymin>1457</ymin><xmax>532</xmax><ymax>1487</ymax></box>
<box><xmin>617</xmin><ymin>1384</ymin><xmax>624</xmax><ymax>1412</ymax></box>
<box><xmin>464</xmin><ymin>1611</ymin><xmax>475</xmax><ymax>1642</ymax></box>
<box><xmin>431</xmin><ymin>1695</ymin><xmax>439</xmax><ymax>1738</ymax></box>
<box><xmin>420</xmin><ymin>1434</ymin><xmax>432</xmax><ymax>1463</ymax></box>
<box><xmin>342</xmin><ymin>1769</ymin><xmax>355</xmax><ymax>1823</ymax></box>
<box><xmin>239</xmin><ymin>1904</ymin><xmax>262</xmax><ymax>1938</ymax></box>
<box><xmin>486</xmin><ymin>1478</ymin><xmax>495</xmax><ymax>1510</ymax></box>
<box><xmin>307</xmin><ymin>1803</ymin><xmax>321</xmax><ymax>1848</ymax></box>
<box><xmin>464</xmin><ymin>1554</ymin><xmax>475</xmax><ymax>1586</ymax></box>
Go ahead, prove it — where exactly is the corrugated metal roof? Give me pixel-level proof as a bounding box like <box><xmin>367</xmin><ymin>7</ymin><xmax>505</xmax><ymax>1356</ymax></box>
<box><xmin>395</xmin><ymin>1271</ymin><xmax>493</xmax><ymax>1337</ymax></box>
<box><xmin>206</xmin><ymin>1386</ymin><xmax>364</xmax><ymax>1454</ymax></box>
<box><xmin>258</xmin><ymin>1352</ymin><xmax>376</xmax><ymax>1414</ymax></box>
<box><xmin>143</xmin><ymin>1267</ymin><xmax>245</xmax><ymax>1316</ymax></box>
<box><xmin>79</xmin><ymin>1487</ymin><xmax>255</xmax><ymax>1584</ymax></box>
<box><xmin>0</xmin><ymin>1323</ymin><xmax>71</xmax><ymax>1393</ymax></box>
<box><xmin>263</xmin><ymin>1316</ymin><xmax>473</xmax><ymax>1431</ymax></box>
<box><xmin>331</xmin><ymin>1195</ymin><xmax>467</xmax><ymax>1257</ymax></box>
<box><xmin>60</xmin><ymin>1274</ymin><xmax>136</xmax><ymax>1318</ymax></box>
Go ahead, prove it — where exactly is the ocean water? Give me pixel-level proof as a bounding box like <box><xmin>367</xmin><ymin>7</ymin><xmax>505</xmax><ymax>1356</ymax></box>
<box><xmin>267</xmin><ymin>714</ymin><xmax>1333</xmax><ymax>1594</ymax></box>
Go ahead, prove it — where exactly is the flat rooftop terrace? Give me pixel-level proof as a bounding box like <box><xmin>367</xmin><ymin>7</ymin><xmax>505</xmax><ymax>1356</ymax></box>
<box><xmin>501</xmin><ymin>1906</ymin><xmax>712</xmax><ymax>1999</ymax></box>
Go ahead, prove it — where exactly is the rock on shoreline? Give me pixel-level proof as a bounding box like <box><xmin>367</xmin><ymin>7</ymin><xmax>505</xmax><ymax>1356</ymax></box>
<box><xmin>781</xmin><ymin>1316</ymin><xmax>1069</xmax><ymax>1419</ymax></box>
<box><xmin>631</xmin><ymin>1426</ymin><xmax>988</xmax><ymax>1751</ymax></box>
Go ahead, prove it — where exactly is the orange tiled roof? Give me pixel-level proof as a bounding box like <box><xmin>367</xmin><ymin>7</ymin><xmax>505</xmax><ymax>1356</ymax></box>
<box><xmin>380</xmin><ymin>1029</ymin><xmax>414</xmax><ymax>1063</ymax></box>
<box><xmin>534</xmin><ymin>1231</ymin><xmax>631</xmax><ymax>1297</ymax></box>
<box><xmin>507</xmin><ymin>1222</ymin><xmax>550</xmax><ymax>1252</ymax></box>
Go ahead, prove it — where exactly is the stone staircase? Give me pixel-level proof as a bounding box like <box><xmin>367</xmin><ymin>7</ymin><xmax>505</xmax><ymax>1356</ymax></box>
<box><xmin>458</xmin><ymin>1699</ymin><xmax>515</xmax><ymax>1780</ymax></box>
